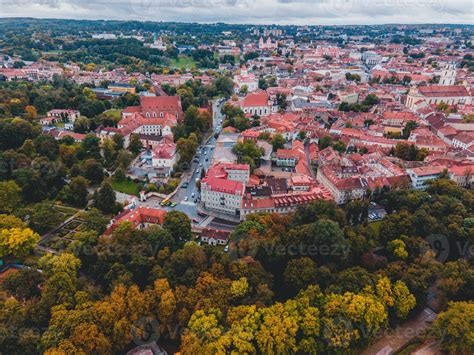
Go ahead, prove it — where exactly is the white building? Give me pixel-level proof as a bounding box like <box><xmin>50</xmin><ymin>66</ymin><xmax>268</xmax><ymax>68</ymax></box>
<box><xmin>406</xmin><ymin>85</ymin><xmax>472</xmax><ymax>110</ymax></box>
<box><xmin>239</xmin><ymin>92</ymin><xmax>271</xmax><ymax>117</ymax></box>
<box><xmin>151</xmin><ymin>142</ymin><xmax>178</xmax><ymax>171</ymax></box>
<box><xmin>406</xmin><ymin>166</ymin><xmax>445</xmax><ymax>190</ymax></box>
<box><xmin>234</xmin><ymin>66</ymin><xmax>259</xmax><ymax>93</ymax></box>
<box><xmin>201</xmin><ymin>178</ymin><xmax>245</xmax><ymax>215</ymax></box>
<box><xmin>439</xmin><ymin>63</ymin><xmax>457</xmax><ymax>86</ymax></box>
<box><xmin>201</xmin><ymin>163</ymin><xmax>250</xmax><ymax>216</ymax></box>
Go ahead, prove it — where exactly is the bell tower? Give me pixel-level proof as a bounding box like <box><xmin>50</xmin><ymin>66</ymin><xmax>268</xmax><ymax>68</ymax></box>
<box><xmin>440</xmin><ymin>63</ymin><xmax>456</xmax><ymax>86</ymax></box>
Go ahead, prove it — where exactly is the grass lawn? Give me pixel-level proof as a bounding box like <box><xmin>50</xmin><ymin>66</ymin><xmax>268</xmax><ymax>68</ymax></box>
<box><xmin>111</xmin><ymin>179</ymin><xmax>141</xmax><ymax>196</ymax></box>
<box><xmin>171</xmin><ymin>56</ymin><xmax>196</xmax><ymax>69</ymax></box>
<box><xmin>104</xmin><ymin>109</ymin><xmax>122</xmax><ymax>120</ymax></box>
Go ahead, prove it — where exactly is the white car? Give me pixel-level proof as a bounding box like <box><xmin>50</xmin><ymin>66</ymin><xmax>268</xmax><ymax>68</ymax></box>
<box><xmin>184</xmin><ymin>196</ymin><xmax>189</xmax><ymax>201</ymax></box>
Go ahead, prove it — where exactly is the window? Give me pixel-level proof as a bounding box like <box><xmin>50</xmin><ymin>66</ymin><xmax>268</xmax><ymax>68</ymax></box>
<box><xmin>153</xmin><ymin>112</ymin><xmax>157</xmax><ymax>118</ymax></box>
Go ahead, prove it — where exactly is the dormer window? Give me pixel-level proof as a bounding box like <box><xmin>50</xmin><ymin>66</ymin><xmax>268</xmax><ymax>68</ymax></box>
<box><xmin>160</xmin><ymin>112</ymin><xmax>164</xmax><ymax>118</ymax></box>
<box><xmin>153</xmin><ymin>112</ymin><xmax>157</xmax><ymax>118</ymax></box>
<box><xmin>146</xmin><ymin>112</ymin><xmax>150</xmax><ymax>118</ymax></box>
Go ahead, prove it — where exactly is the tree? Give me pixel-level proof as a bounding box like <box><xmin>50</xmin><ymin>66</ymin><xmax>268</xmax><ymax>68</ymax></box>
<box><xmin>1</xmin><ymin>268</ymin><xmax>43</xmax><ymax>300</ymax></box>
<box><xmin>213</xmin><ymin>76</ymin><xmax>234</xmax><ymax>98</ymax></box>
<box><xmin>232</xmin><ymin>140</ymin><xmax>263</xmax><ymax>169</ymax></box>
<box><xmin>392</xmin><ymin>280</ymin><xmax>416</xmax><ymax>318</ymax></box>
<box><xmin>19</xmin><ymin>139</ymin><xmax>36</xmax><ymax>158</ymax></box>
<box><xmin>38</xmin><ymin>253</ymin><xmax>81</xmax><ymax>308</ymax></box>
<box><xmin>102</xmin><ymin>139</ymin><xmax>117</xmax><ymax>166</ymax></box>
<box><xmin>112</xmin><ymin>134</ymin><xmax>124</xmax><ymax>150</ymax></box>
<box><xmin>0</xmin><ymin>180</ymin><xmax>22</xmax><ymax>213</ymax></box>
<box><xmin>319</xmin><ymin>135</ymin><xmax>333</xmax><ymax>149</ymax></box>
<box><xmin>34</xmin><ymin>134</ymin><xmax>59</xmax><ymax>160</ymax></box>
<box><xmin>0</xmin><ymin>214</ymin><xmax>26</xmax><ymax>229</ymax></box>
<box><xmin>116</xmin><ymin>149</ymin><xmax>133</xmax><ymax>169</ymax></box>
<box><xmin>83</xmin><ymin>158</ymin><xmax>104</xmax><ymax>185</ymax></box>
<box><xmin>387</xmin><ymin>239</ymin><xmax>408</xmax><ymax>260</ymax></box>
<box><xmin>323</xmin><ymin>292</ymin><xmax>387</xmax><ymax>349</ymax></box>
<box><xmin>74</xmin><ymin>117</ymin><xmax>89</xmax><ymax>133</ymax></box>
<box><xmin>129</xmin><ymin>133</ymin><xmax>143</xmax><ymax>155</ymax></box>
<box><xmin>430</xmin><ymin>301</ymin><xmax>474</xmax><ymax>354</ymax></box>
<box><xmin>61</xmin><ymin>176</ymin><xmax>89</xmax><ymax>208</ymax></box>
<box><xmin>271</xmin><ymin>133</ymin><xmax>285</xmax><ymax>151</ymax></box>
<box><xmin>114</xmin><ymin>167</ymin><xmax>126</xmax><ymax>182</ymax></box>
<box><xmin>332</xmin><ymin>140</ymin><xmax>346</xmax><ymax>153</ymax></box>
<box><xmin>163</xmin><ymin>211</ymin><xmax>192</xmax><ymax>242</ymax></box>
<box><xmin>176</xmin><ymin>133</ymin><xmax>199</xmax><ymax>168</ymax></box>
<box><xmin>284</xmin><ymin>257</ymin><xmax>318</xmax><ymax>292</ymax></box>
<box><xmin>24</xmin><ymin>105</ymin><xmax>37</xmax><ymax>120</ymax></box>
<box><xmin>94</xmin><ymin>181</ymin><xmax>116</xmax><ymax>214</ymax></box>
<box><xmin>276</xmin><ymin>93</ymin><xmax>287</xmax><ymax>112</ymax></box>
<box><xmin>0</xmin><ymin>227</ymin><xmax>40</xmax><ymax>258</ymax></box>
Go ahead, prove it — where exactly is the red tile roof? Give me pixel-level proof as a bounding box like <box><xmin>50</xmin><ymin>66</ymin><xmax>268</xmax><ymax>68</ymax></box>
<box><xmin>418</xmin><ymin>85</ymin><xmax>469</xmax><ymax>97</ymax></box>
<box><xmin>105</xmin><ymin>207</ymin><xmax>167</xmax><ymax>235</ymax></box>
<box><xmin>140</xmin><ymin>96</ymin><xmax>182</xmax><ymax>111</ymax></box>
<box><xmin>242</xmin><ymin>92</ymin><xmax>269</xmax><ymax>107</ymax></box>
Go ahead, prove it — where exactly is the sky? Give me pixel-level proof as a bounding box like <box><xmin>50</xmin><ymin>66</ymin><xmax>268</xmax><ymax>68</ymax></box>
<box><xmin>0</xmin><ymin>0</ymin><xmax>473</xmax><ymax>25</ymax></box>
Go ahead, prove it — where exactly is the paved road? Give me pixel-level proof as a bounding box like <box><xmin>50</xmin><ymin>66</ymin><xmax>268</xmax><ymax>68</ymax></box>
<box><xmin>173</xmin><ymin>134</ymin><xmax>217</xmax><ymax>206</ymax></box>
<box><xmin>138</xmin><ymin>131</ymin><xmax>219</xmax><ymax>223</ymax></box>
<box><xmin>361</xmin><ymin>308</ymin><xmax>437</xmax><ymax>355</ymax></box>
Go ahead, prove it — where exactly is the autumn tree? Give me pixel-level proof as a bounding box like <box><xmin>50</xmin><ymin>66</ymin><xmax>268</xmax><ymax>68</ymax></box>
<box><xmin>0</xmin><ymin>227</ymin><xmax>39</xmax><ymax>258</ymax></box>
<box><xmin>430</xmin><ymin>301</ymin><xmax>474</xmax><ymax>354</ymax></box>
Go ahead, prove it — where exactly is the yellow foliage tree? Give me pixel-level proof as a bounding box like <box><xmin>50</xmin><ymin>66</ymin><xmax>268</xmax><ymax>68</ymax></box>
<box><xmin>0</xmin><ymin>227</ymin><xmax>40</xmax><ymax>258</ymax></box>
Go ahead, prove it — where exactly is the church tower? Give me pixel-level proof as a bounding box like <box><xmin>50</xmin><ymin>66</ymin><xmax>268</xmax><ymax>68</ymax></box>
<box><xmin>440</xmin><ymin>63</ymin><xmax>456</xmax><ymax>86</ymax></box>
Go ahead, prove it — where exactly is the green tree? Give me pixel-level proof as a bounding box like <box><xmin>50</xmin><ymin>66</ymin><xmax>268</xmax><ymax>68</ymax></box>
<box><xmin>94</xmin><ymin>181</ymin><xmax>116</xmax><ymax>215</ymax></box>
<box><xmin>129</xmin><ymin>133</ymin><xmax>143</xmax><ymax>155</ymax></box>
<box><xmin>271</xmin><ymin>133</ymin><xmax>286</xmax><ymax>151</ymax></box>
<box><xmin>163</xmin><ymin>211</ymin><xmax>192</xmax><ymax>243</ymax></box>
<box><xmin>0</xmin><ymin>180</ymin><xmax>22</xmax><ymax>213</ymax></box>
<box><xmin>83</xmin><ymin>158</ymin><xmax>104</xmax><ymax>185</ymax></box>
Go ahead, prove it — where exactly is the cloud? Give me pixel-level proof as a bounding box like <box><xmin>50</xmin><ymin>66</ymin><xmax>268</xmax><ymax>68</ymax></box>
<box><xmin>0</xmin><ymin>0</ymin><xmax>472</xmax><ymax>25</ymax></box>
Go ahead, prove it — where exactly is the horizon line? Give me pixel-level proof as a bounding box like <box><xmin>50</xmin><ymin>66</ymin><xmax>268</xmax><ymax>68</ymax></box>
<box><xmin>0</xmin><ymin>16</ymin><xmax>473</xmax><ymax>28</ymax></box>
